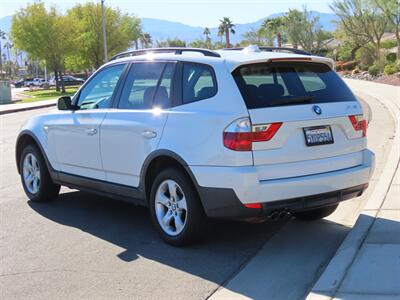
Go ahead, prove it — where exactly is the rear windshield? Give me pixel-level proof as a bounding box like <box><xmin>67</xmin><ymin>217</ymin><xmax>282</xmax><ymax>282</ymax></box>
<box><xmin>232</xmin><ymin>62</ymin><xmax>357</xmax><ymax>109</ymax></box>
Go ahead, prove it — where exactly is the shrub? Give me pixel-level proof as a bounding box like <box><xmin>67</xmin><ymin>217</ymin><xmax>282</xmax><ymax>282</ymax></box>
<box><xmin>381</xmin><ymin>40</ymin><xmax>398</xmax><ymax>49</ymax></box>
<box><xmin>336</xmin><ymin>43</ymin><xmax>354</xmax><ymax>61</ymax></box>
<box><xmin>358</xmin><ymin>64</ymin><xmax>370</xmax><ymax>71</ymax></box>
<box><xmin>386</xmin><ymin>53</ymin><xmax>397</xmax><ymax>63</ymax></box>
<box><xmin>368</xmin><ymin>65</ymin><xmax>379</xmax><ymax>76</ymax></box>
<box><xmin>384</xmin><ymin>63</ymin><xmax>399</xmax><ymax>75</ymax></box>
<box><xmin>356</xmin><ymin>46</ymin><xmax>375</xmax><ymax>67</ymax></box>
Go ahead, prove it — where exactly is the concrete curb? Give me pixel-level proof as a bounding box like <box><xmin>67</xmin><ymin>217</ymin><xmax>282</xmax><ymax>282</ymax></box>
<box><xmin>0</xmin><ymin>102</ymin><xmax>57</xmax><ymax>115</ymax></box>
<box><xmin>307</xmin><ymin>80</ymin><xmax>400</xmax><ymax>299</ymax></box>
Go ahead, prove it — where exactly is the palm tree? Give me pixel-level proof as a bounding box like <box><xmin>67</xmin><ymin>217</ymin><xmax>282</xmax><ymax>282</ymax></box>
<box><xmin>4</xmin><ymin>41</ymin><xmax>12</xmax><ymax>62</ymax></box>
<box><xmin>0</xmin><ymin>30</ymin><xmax>6</xmax><ymax>79</ymax></box>
<box><xmin>203</xmin><ymin>27</ymin><xmax>211</xmax><ymax>40</ymax></box>
<box><xmin>203</xmin><ymin>27</ymin><xmax>211</xmax><ymax>48</ymax></box>
<box><xmin>218</xmin><ymin>17</ymin><xmax>236</xmax><ymax>48</ymax></box>
<box><xmin>3</xmin><ymin>41</ymin><xmax>13</xmax><ymax>77</ymax></box>
<box><xmin>262</xmin><ymin>17</ymin><xmax>285</xmax><ymax>47</ymax></box>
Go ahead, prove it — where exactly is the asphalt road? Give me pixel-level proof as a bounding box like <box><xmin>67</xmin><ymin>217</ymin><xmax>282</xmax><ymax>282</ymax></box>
<box><xmin>0</xmin><ymin>94</ymin><xmax>395</xmax><ymax>299</ymax></box>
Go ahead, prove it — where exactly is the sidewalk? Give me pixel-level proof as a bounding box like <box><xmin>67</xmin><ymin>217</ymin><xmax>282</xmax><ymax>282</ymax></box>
<box><xmin>308</xmin><ymin>80</ymin><xmax>400</xmax><ymax>300</ymax></box>
<box><xmin>309</xmin><ymin>167</ymin><xmax>400</xmax><ymax>300</ymax></box>
<box><xmin>0</xmin><ymin>98</ymin><xmax>57</xmax><ymax>115</ymax></box>
<box><xmin>337</xmin><ymin>169</ymin><xmax>399</xmax><ymax>299</ymax></box>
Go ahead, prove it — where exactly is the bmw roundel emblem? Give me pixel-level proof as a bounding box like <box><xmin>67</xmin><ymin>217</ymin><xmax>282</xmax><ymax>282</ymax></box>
<box><xmin>313</xmin><ymin>105</ymin><xmax>322</xmax><ymax>115</ymax></box>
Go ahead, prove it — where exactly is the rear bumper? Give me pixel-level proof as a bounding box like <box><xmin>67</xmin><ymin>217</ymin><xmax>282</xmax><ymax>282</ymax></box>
<box><xmin>197</xmin><ymin>184</ymin><xmax>368</xmax><ymax>219</ymax></box>
<box><xmin>191</xmin><ymin>149</ymin><xmax>375</xmax><ymax>219</ymax></box>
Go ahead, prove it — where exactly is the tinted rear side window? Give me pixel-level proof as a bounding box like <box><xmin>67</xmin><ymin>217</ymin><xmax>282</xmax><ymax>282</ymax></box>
<box><xmin>232</xmin><ymin>62</ymin><xmax>357</xmax><ymax>109</ymax></box>
<box><xmin>182</xmin><ymin>63</ymin><xmax>217</xmax><ymax>104</ymax></box>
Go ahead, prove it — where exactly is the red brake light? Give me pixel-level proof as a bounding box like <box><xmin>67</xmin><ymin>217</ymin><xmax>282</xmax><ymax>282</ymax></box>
<box><xmin>244</xmin><ymin>203</ymin><xmax>262</xmax><ymax>209</ymax></box>
<box><xmin>223</xmin><ymin>118</ymin><xmax>282</xmax><ymax>151</ymax></box>
<box><xmin>349</xmin><ymin>115</ymin><xmax>366</xmax><ymax>137</ymax></box>
<box><xmin>223</xmin><ymin>132</ymin><xmax>253</xmax><ymax>151</ymax></box>
<box><xmin>267</xmin><ymin>57</ymin><xmax>312</xmax><ymax>63</ymax></box>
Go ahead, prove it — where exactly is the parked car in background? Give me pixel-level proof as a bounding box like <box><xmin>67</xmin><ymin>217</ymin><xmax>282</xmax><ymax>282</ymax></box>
<box><xmin>49</xmin><ymin>76</ymin><xmax>85</xmax><ymax>86</ymax></box>
<box><xmin>34</xmin><ymin>78</ymin><xmax>47</xmax><ymax>87</ymax></box>
<box><xmin>23</xmin><ymin>78</ymin><xmax>34</xmax><ymax>87</ymax></box>
<box><xmin>62</xmin><ymin>75</ymin><xmax>85</xmax><ymax>86</ymax></box>
<box><xmin>12</xmin><ymin>79</ymin><xmax>25</xmax><ymax>88</ymax></box>
<box><xmin>24</xmin><ymin>78</ymin><xmax>47</xmax><ymax>87</ymax></box>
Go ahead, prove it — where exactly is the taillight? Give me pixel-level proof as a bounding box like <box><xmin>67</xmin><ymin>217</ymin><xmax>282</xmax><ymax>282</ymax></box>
<box><xmin>223</xmin><ymin>117</ymin><xmax>282</xmax><ymax>151</ymax></box>
<box><xmin>244</xmin><ymin>203</ymin><xmax>262</xmax><ymax>209</ymax></box>
<box><xmin>349</xmin><ymin>115</ymin><xmax>367</xmax><ymax>137</ymax></box>
<box><xmin>252</xmin><ymin>123</ymin><xmax>283</xmax><ymax>142</ymax></box>
<box><xmin>223</xmin><ymin>118</ymin><xmax>253</xmax><ymax>151</ymax></box>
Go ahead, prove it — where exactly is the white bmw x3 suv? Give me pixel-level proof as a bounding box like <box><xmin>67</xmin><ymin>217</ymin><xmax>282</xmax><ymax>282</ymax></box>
<box><xmin>16</xmin><ymin>46</ymin><xmax>375</xmax><ymax>245</ymax></box>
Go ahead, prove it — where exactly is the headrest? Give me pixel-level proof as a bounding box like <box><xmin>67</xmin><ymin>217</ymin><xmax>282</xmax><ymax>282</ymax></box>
<box><xmin>153</xmin><ymin>86</ymin><xmax>169</xmax><ymax>107</ymax></box>
<box><xmin>143</xmin><ymin>86</ymin><xmax>157</xmax><ymax>107</ymax></box>
<box><xmin>196</xmin><ymin>87</ymin><xmax>215</xmax><ymax>99</ymax></box>
<box><xmin>258</xmin><ymin>84</ymin><xmax>284</xmax><ymax>98</ymax></box>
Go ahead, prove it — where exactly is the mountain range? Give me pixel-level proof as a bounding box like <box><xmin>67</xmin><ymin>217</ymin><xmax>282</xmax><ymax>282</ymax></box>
<box><xmin>0</xmin><ymin>11</ymin><xmax>338</xmax><ymax>44</ymax></box>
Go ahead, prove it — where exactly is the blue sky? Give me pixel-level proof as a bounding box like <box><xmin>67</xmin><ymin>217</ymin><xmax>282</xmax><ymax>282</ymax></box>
<box><xmin>0</xmin><ymin>0</ymin><xmax>333</xmax><ymax>27</ymax></box>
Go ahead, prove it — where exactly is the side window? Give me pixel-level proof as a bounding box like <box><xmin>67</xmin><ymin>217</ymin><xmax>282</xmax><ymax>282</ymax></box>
<box><xmin>77</xmin><ymin>64</ymin><xmax>125</xmax><ymax>110</ymax></box>
<box><xmin>182</xmin><ymin>63</ymin><xmax>217</xmax><ymax>104</ymax></box>
<box><xmin>118</xmin><ymin>62</ymin><xmax>166</xmax><ymax>109</ymax></box>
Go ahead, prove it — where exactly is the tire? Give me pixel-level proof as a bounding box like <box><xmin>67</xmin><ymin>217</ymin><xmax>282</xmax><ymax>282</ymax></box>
<box><xmin>20</xmin><ymin>144</ymin><xmax>60</xmax><ymax>202</ymax></box>
<box><xmin>149</xmin><ymin>168</ymin><xmax>206</xmax><ymax>246</ymax></box>
<box><xmin>293</xmin><ymin>204</ymin><xmax>338</xmax><ymax>221</ymax></box>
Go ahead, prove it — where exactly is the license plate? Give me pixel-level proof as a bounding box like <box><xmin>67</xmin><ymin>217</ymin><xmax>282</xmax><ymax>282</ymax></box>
<box><xmin>303</xmin><ymin>125</ymin><xmax>334</xmax><ymax>146</ymax></box>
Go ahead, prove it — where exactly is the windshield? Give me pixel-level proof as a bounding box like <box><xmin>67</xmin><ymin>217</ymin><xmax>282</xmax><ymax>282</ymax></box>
<box><xmin>232</xmin><ymin>62</ymin><xmax>357</xmax><ymax>109</ymax></box>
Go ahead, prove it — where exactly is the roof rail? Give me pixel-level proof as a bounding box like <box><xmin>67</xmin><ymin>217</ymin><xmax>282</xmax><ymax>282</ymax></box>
<box><xmin>223</xmin><ymin>46</ymin><xmax>311</xmax><ymax>56</ymax></box>
<box><xmin>110</xmin><ymin>47</ymin><xmax>221</xmax><ymax>61</ymax></box>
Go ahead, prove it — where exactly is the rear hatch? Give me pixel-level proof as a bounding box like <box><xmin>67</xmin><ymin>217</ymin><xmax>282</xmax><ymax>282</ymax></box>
<box><xmin>232</xmin><ymin>61</ymin><xmax>366</xmax><ymax>179</ymax></box>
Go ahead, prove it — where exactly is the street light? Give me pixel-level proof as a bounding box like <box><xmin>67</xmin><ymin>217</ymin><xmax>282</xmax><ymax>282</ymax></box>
<box><xmin>101</xmin><ymin>0</ymin><xmax>108</xmax><ymax>63</ymax></box>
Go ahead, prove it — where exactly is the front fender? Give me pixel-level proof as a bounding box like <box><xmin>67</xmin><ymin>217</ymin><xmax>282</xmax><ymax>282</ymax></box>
<box><xmin>15</xmin><ymin>110</ymin><xmax>60</xmax><ymax>177</ymax></box>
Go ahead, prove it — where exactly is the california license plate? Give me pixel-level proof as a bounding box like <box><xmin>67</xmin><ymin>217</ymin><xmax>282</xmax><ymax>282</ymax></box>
<box><xmin>303</xmin><ymin>125</ymin><xmax>334</xmax><ymax>146</ymax></box>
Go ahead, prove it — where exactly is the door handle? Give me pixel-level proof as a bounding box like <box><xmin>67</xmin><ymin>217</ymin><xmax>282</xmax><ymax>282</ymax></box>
<box><xmin>141</xmin><ymin>130</ymin><xmax>157</xmax><ymax>139</ymax></box>
<box><xmin>85</xmin><ymin>128</ymin><xmax>97</xmax><ymax>135</ymax></box>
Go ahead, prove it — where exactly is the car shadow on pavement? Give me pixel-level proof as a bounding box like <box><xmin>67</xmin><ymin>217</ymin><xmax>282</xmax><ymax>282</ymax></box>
<box><xmin>28</xmin><ymin>190</ymin><xmax>286</xmax><ymax>277</ymax></box>
<box><xmin>27</xmin><ymin>189</ymin><xmax>353</xmax><ymax>293</ymax></box>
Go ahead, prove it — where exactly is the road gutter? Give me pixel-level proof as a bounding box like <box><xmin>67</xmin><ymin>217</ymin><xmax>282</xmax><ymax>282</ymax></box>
<box><xmin>0</xmin><ymin>99</ymin><xmax>57</xmax><ymax>115</ymax></box>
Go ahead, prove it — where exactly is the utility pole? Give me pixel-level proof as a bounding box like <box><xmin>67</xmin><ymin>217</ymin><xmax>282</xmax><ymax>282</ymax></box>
<box><xmin>101</xmin><ymin>0</ymin><xmax>108</xmax><ymax>63</ymax></box>
<box><xmin>44</xmin><ymin>60</ymin><xmax>47</xmax><ymax>82</ymax></box>
<box><xmin>0</xmin><ymin>41</ymin><xmax>3</xmax><ymax>79</ymax></box>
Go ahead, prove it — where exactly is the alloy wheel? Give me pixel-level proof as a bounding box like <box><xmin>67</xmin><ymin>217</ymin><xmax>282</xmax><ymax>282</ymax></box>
<box><xmin>22</xmin><ymin>153</ymin><xmax>41</xmax><ymax>194</ymax></box>
<box><xmin>155</xmin><ymin>179</ymin><xmax>188</xmax><ymax>236</ymax></box>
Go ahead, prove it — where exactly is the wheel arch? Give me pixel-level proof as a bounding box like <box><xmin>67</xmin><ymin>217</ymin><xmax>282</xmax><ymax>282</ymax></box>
<box><xmin>15</xmin><ymin>130</ymin><xmax>55</xmax><ymax>178</ymax></box>
<box><xmin>140</xmin><ymin>150</ymin><xmax>202</xmax><ymax>205</ymax></box>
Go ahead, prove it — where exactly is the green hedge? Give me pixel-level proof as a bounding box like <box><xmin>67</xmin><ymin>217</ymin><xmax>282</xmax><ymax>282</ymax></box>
<box><xmin>368</xmin><ymin>65</ymin><xmax>379</xmax><ymax>76</ymax></box>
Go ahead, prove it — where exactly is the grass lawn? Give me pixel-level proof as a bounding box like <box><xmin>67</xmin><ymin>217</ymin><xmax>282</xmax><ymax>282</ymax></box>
<box><xmin>20</xmin><ymin>87</ymin><xmax>79</xmax><ymax>103</ymax></box>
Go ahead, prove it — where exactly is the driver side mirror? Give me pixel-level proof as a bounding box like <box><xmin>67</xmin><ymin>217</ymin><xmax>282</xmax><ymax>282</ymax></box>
<box><xmin>57</xmin><ymin>96</ymin><xmax>76</xmax><ymax>111</ymax></box>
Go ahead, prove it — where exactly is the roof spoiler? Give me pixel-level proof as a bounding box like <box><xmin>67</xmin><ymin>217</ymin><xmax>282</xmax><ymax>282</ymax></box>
<box><xmin>223</xmin><ymin>46</ymin><xmax>311</xmax><ymax>56</ymax></box>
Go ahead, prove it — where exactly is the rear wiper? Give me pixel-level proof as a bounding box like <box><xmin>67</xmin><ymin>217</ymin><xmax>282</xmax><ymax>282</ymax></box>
<box><xmin>269</xmin><ymin>95</ymin><xmax>315</xmax><ymax>106</ymax></box>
